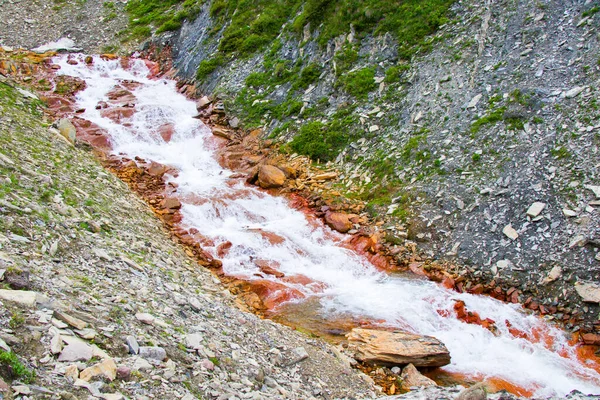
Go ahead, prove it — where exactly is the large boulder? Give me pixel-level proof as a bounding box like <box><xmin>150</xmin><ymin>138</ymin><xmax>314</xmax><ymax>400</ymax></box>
<box><xmin>324</xmin><ymin>211</ymin><xmax>353</xmax><ymax>233</ymax></box>
<box><xmin>346</xmin><ymin>328</ymin><xmax>451</xmax><ymax>367</ymax></box>
<box><xmin>257</xmin><ymin>165</ymin><xmax>286</xmax><ymax>189</ymax></box>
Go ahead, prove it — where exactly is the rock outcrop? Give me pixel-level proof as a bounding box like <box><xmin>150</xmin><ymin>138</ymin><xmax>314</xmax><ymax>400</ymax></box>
<box><xmin>347</xmin><ymin>328</ymin><xmax>451</xmax><ymax>367</ymax></box>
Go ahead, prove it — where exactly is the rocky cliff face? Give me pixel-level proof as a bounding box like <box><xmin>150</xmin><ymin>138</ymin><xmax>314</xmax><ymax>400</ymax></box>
<box><xmin>155</xmin><ymin>0</ymin><xmax>600</xmax><ymax>330</ymax></box>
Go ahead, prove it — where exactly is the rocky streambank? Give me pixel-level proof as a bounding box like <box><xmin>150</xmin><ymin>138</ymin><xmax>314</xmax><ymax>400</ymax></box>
<box><xmin>0</xmin><ymin>49</ymin><xmax>378</xmax><ymax>399</ymax></box>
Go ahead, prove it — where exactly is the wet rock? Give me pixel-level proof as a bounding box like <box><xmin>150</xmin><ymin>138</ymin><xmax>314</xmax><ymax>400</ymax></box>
<box><xmin>325</xmin><ymin>211</ymin><xmax>353</xmax><ymax>233</ymax></box>
<box><xmin>257</xmin><ymin>165</ymin><xmax>286</xmax><ymax>189</ymax></box>
<box><xmin>581</xmin><ymin>333</ymin><xmax>600</xmax><ymax>345</ymax></box>
<box><xmin>346</xmin><ymin>328</ymin><xmax>451</xmax><ymax>367</ymax></box>
<box><xmin>212</xmin><ymin>126</ymin><xmax>232</xmax><ymax>140</ymax></box>
<box><xmin>80</xmin><ymin>358</ymin><xmax>117</xmax><ymax>382</ymax></box>
<box><xmin>99</xmin><ymin>107</ymin><xmax>135</xmax><ymax>123</ymax></box>
<box><xmin>161</xmin><ymin>197</ymin><xmax>182</xmax><ymax>210</ymax></box>
<box><xmin>255</xmin><ymin>259</ymin><xmax>284</xmax><ymax>278</ymax></box>
<box><xmin>399</xmin><ymin>363</ymin><xmax>436</xmax><ymax>390</ymax></box>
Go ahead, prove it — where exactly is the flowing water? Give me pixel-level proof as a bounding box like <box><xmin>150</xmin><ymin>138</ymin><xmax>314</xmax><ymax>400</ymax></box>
<box><xmin>55</xmin><ymin>54</ymin><xmax>600</xmax><ymax>398</ymax></box>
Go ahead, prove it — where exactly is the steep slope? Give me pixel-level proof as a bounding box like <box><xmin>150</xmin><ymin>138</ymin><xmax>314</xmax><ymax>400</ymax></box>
<box><xmin>144</xmin><ymin>0</ymin><xmax>600</xmax><ymax>330</ymax></box>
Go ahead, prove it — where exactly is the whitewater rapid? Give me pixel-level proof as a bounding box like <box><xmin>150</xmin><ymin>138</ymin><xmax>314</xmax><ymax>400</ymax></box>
<box><xmin>55</xmin><ymin>54</ymin><xmax>600</xmax><ymax>397</ymax></box>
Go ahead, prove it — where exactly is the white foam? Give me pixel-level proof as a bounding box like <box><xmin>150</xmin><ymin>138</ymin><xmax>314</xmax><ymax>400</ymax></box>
<box><xmin>54</xmin><ymin>54</ymin><xmax>600</xmax><ymax>397</ymax></box>
<box><xmin>32</xmin><ymin>38</ymin><xmax>81</xmax><ymax>53</ymax></box>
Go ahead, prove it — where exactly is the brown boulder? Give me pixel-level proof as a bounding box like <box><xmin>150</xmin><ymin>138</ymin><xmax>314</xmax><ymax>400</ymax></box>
<box><xmin>161</xmin><ymin>197</ymin><xmax>182</xmax><ymax>210</ymax></box>
<box><xmin>324</xmin><ymin>211</ymin><xmax>353</xmax><ymax>233</ymax></box>
<box><xmin>582</xmin><ymin>333</ymin><xmax>600</xmax><ymax>345</ymax></box>
<box><xmin>346</xmin><ymin>328</ymin><xmax>451</xmax><ymax>367</ymax></box>
<box><xmin>257</xmin><ymin>165</ymin><xmax>286</xmax><ymax>189</ymax></box>
<box><xmin>400</xmin><ymin>363</ymin><xmax>437</xmax><ymax>390</ymax></box>
<box><xmin>255</xmin><ymin>260</ymin><xmax>284</xmax><ymax>278</ymax></box>
<box><xmin>100</xmin><ymin>107</ymin><xmax>135</xmax><ymax>123</ymax></box>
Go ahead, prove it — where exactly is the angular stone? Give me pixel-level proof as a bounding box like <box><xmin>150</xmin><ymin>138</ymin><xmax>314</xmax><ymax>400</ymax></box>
<box><xmin>584</xmin><ymin>185</ymin><xmax>600</xmax><ymax>199</ymax></box>
<box><xmin>582</xmin><ymin>333</ymin><xmax>600</xmax><ymax>345</ymax></box>
<box><xmin>324</xmin><ymin>211</ymin><xmax>353</xmax><ymax>233</ymax></box>
<box><xmin>64</xmin><ymin>364</ymin><xmax>79</xmax><ymax>381</ymax></box>
<box><xmin>135</xmin><ymin>313</ymin><xmax>155</xmax><ymax>325</ymax></box>
<box><xmin>526</xmin><ymin>202</ymin><xmax>545</xmax><ymax>218</ymax></box>
<box><xmin>58</xmin><ymin>341</ymin><xmax>93</xmax><ymax>362</ymax></box>
<box><xmin>456</xmin><ymin>383</ymin><xmax>487</xmax><ymax>400</ymax></box>
<box><xmin>196</xmin><ymin>96</ymin><xmax>211</xmax><ymax>111</ymax></box>
<box><xmin>312</xmin><ymin>172</ymin><xmax>337</xmax><ymax>181</ymax></box>
<box><xmin>540</xmin><ymin>266</ymin><xmax>562</xmax><ymax>285</ymax></box>
<box><xmin>80</xmin><ymin>358</ymin><xmax>117</xmax><ymax>382</ymax></box>
<box><xmin>0</xmin><ymin>289</ymin><xmax>37</xmax><ymax>307</ymax></box>
<box><xmin>467</xmin><ymin>94</ymin><xmax>482</xmax><ymax>108</ymax></box>
<box><xmin>400</xmin><ymin>363</ymin><xmax>437</xmax><ymax>390</ymax></box>
<box><xmin>139</xmin><ymin>346</ymin><xmax>166</xmax><ymax>361</ymax></box>
<box><xmin>575</xmin><ymin>282</ymin><xmax>600</xmax><ymax>303</ymax></box>
<box><xmin>565</xmin><ymin>87</ymin><xmax>585</xmax><ymax>98</ymax></box>
<box><xmin>257</xmin><ymin>165</ymin><xmax>286</xmax><ymax>189</ymax></box>
<box><xmin>189</xmin><ymin>297</ymin><xmax>203</xmax><ymax>312</ymax></box>
<box><xmin>126</xmin><ymin>336</ymin><xmax>139</xmax><ymax>355</ymax></box>
<box><xmin>132</xmin><ymin>357</ymin><xmax>153</xmax><ymax>371</ymax></box>
<box><xmin>569</xmin><ymin>235</ymin><xmax>587</xmax><ymax>248</ymax></box>
<box><xmin>346</xmin><ymin>328</ymin><xmax>451</xmax><ymax>367</ymax></box>
<box><xmin>185</xmin><ymin>333</ymin><xmax>203</xmax><ymax>350</ymax></box>
<box><xmin>54</xmin><ymin>311</ymin><xmax>88</xmax><ymax>330</ymax></box>
<box><xmin>563</xmin><ymin>208</ymin><xmax>578</xmax><ymax>217</ymax></box>
<box><xmin>502</xmin><ymin>225</ymin><xmax>519</xmax><ymax>240</ymax></box>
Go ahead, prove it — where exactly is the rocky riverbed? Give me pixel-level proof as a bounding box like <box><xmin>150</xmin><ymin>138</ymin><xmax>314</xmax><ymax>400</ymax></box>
<box><xmin>0</xmin><ymin>50</ymin><xmax>378</xmax><ymax>399</ymax></box>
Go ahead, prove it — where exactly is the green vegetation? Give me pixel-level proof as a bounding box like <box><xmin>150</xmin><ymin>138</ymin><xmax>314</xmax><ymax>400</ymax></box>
<box><xmin>550</xmin><ymin>145</ymin><xmax>571</xmax><ymax>159</ymax></box>
<box><xmin>211</xmin><ymin>0</ymin><xmax>303</xmax><ymax>57</ymax></box>
<box><xmin>288</xmin><ymin>121</ymin><xmax>348</xmax><ymax>162</ymax></box>
<box><xmin>384</xmin><ymin>64</ymin><xmax>410</xmax><ymax>83</ymax></box>
<box><xmin>125</xmin><ymin>0</ymin><xmax>205</xmax><ymax>39</ymax></box>
<box><xmin>291</xmin><ymin>0</ymin><xmax>455</xmax><ymax>57</ymax></box>
<box><xmin>333</xmin><ymin>44</ymin><xmax>359</xmax><ymax>76</ymax></box>
<box><xmin>340</xmin><ymin>67</ymin><xmax>376</xmax><ymax>99</ymax></box>
<box><xmin>291</xmin><ymin>63</ymin><xmax>322</xmax><ymax>91</ymax></box>
<box><xmin>195</xmin><ymin>55</ymin><xmax>224</xmax><ymax>82</ymax></box>
<box><xmin>9</xmin><ymin>311</ymin><xmax>25</xmax><ymax>329</ymax></box>
<box><xmin>582</xmin><ymin>6</ymin><xmax>600</xmax><ymax>18</ymax></box>
<box><xmin>0</xmin><ymin>350</ymin><xmax>35</xmax><ymax>383</ymax></box>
